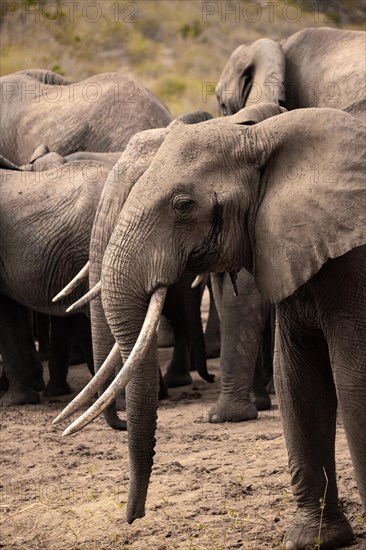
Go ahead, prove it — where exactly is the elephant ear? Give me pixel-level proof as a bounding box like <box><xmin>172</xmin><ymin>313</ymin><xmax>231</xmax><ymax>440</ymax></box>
<box><xmin>217</xmin><ymin>39</ymin><xmax>286</xmax><ymax>115</ymax></box>
<box><xmin>228</xmin><ymin>103</ymin><xmax>286</xmax><ymax>125</ymax></box>
<box><xmin>172</xmin><ymin>111</ymin><xmax>213</xmax><ymax>126</ymax></box>
<box><xmin>29</xmin><ymin>144</ymin><xmax>50</xmax><ymax>163</ymax></box>
<box><xmin>251</xmin><ymin>108</ymin><xmax>366</xmax><ymax>303</ymax></box>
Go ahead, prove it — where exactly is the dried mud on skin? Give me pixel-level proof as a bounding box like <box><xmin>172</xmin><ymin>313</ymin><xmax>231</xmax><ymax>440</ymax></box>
<box><xmin>1</xmin><ymin>347</ymin><xmax>365</xmax><ymax>549</ymax></box>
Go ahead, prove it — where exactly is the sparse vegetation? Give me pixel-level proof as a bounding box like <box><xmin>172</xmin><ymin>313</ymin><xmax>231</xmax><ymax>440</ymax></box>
<box><xmin>0</xmin><ymin>0</ymin><xmax>363</xmax><ymax>115</ymax></box>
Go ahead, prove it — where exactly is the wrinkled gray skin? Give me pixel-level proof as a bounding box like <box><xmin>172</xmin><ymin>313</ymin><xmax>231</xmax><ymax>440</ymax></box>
<box><xmin>0</xmin><ymin>66</ymin><xmax>170</xmax><ymax>403</ymax></box>
<box><xmin>211</xmin><ymin>26</ymin><xmax>366</xmax><ymax>423</ymax></box>
<box><xmin>0</xmin><ymin>157</ymin><xmax>110</xmax><ymax>405</ymax></box>
<box><xmin>20</xmin><ymin>145</ymin><xmax>123</xmax><ymax>172</ymax></box>
<box><xmin>209</xmin><ymin>270</ymin><xmax>271</xmax><ymax>422</ymax></box>
<box><xmin>88</xmin><ymin>111</ymin><xmax>214</xmax><ymax>429</ymax></box>
<box><xmin>99</xmin><ymin>105</ymin><xmax>366</xmax><ymax>549</ymax></box>
<box><xmin>217</xmin><ymin>27</ymin><xmax>365</xmax><ymax>119</ymax></box>
<box><xmin>0</xmin><ymin>69</ymin><xmax>171</xmax><ymax>165</ymax></box>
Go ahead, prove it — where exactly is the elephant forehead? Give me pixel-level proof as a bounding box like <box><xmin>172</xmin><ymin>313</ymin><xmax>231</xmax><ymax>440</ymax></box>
<box><xmin>129</xmin><ymin>123</ymin><xmax>251</xmax><ymax>201</ymax></box>
<box><xmin>157</xmin><ymin>124</ymin><xmax>240</xmax><ymax>169</ymax></box>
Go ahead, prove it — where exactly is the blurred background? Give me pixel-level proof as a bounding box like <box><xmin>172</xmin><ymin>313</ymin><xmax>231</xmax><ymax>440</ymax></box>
<box><xmin>1</xmin><ymin>0</ymin><xmax>365</xmax><ymax>116</ymax></box>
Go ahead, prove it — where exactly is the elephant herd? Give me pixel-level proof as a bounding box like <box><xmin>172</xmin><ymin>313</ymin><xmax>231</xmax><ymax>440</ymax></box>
<box><xmin>0</xmin><ymin>27</ymin><xmax>365</xmax><ymax>550</ymax></box>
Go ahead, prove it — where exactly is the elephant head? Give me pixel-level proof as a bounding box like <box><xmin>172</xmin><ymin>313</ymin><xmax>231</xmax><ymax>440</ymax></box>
<box><xmin>216</xmin><ymin>38</ymin><xmax>286</xmax><ymax>115</ymax></box>
<box><xmin>63</xmin><ymin>104</ymin><xmax>365</xmax><ymax>524</ymax></box>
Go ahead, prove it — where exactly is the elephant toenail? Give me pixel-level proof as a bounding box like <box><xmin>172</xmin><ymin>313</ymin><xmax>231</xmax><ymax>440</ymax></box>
<box><xmin>285</xmin><ymin>542</ymin><xmax>296</xmax><ymax>550</ymax></box>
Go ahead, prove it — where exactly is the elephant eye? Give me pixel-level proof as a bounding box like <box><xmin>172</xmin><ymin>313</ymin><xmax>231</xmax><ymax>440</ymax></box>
<box><xmin>172</xmin><ymin>194</ymin><xmax>196</xmax><ymax>218</ymax></box>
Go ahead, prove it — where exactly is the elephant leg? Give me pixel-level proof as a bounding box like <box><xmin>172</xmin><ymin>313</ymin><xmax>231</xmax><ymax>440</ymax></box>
<box><xmin>327</xmin><ymin>321</ymin><xmax>366</xmax><ymax>512</ymax></box>
<box><xmin>44</xmin><ymin>316</ymin><xmax>76</xmax><ymax>396</ymax></box>
<box><xmin>183</xmin><ymin>274</ymin><xmax>214</xmax><ymax>383</ymax></box>
<box><xmin>27</xmin><ymin>309</ymin><xmax>45</xmax><ymax>391</ymax></box>
<box><xmin>163</xmin><ymin>283</ymin><xmax>192</xmax><ymax>388</ymax></box>
<box><xmin>263</xmin><ymin>304</ymin><xmax>275</xmax><ymax>393</ymax></box>
<box><xmin>0</xmin><ymin>363</ymin><xmax>8</xmax><ymax>391</ymax></box>
<box><xmin>208</xmin><ymin>270</ymin><xmax>266</xmax><ymax>423</ymax></box>
<box><xmin>157</xmin><ymin>315</ymin><xmax>175</xmax><ymax>348</ymax></box>
<box><xmin>0</xmin><ymin>296</ymin><xmax>42</xmax><ymax>405</ymax></box>
<box><xmin>330</xmin><ymin>342</ymin><xmax>366</xmax><ymax>512</ymax></box>
<box><xmin>34</xmin><ymin>312</ymin><xmax>50</xmax><ymax>361</ymax></box>
<box><xmin>204</xmin><ymin>277</ymin><xmax>221</xmax><ymax>359</ymax></box>
<box><xmin>74</xmin><ymin>314</ymin><xmax>94</xmax><ymax>376</ymax></box>
<box><xmin>276</xmin><ymin>302</ymin><xmax>354</xmax><ymax>550</ymax></box>
<box><xmin>252</xmin><ymin>346</ymin><xmax>271</xmax><ymax>411</ymax></box>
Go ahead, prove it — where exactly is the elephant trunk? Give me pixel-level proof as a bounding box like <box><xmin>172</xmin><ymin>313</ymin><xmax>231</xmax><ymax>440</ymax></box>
<box><xmin>101</xmin><ymin>228</ymin><xmax>167</xmax><ymax>523</ymax></box>
<box><xmin>248</xmin><ymin>38</ymin><xmax>286</xmax><ymax>107</ymax></box>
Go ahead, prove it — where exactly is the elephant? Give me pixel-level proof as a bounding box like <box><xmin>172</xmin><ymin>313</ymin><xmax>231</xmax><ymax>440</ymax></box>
<box><xmin>0</xmin><ymin>64</ymin><xmax>170</xmax><ymax>404</ymax></box>
<box><xmin>0</xmin><ymin>69</ymin><xmax>171</xmax><ymax>165</ymax></box>
<box><xmin>0</xmin><ymin>156</ymin><xmax>111</xmax><ymax>405</ymax></box>
<box><xmin>0</xmin><ymin>146</ymin><xmax>121</xmax><ymax>402</ymax></box>
<box><xmin>71</xmin><ymin>111</ymin><xmax>215</xmax><ymax>428</ymax></box>
<box><xmin>211</xmin><ymin>25</ymin><xmax>366</xmax><ymax>422</ymax></box>
<box><xmin>58</xmin><ymin>104</ymin><xmax>366</xmax><ymax>549</ymax></box>
<box><xmin>0</xmin><ymin>148</ymin><xmax>209</xmax><ymax>408</ymax></box>
<box><xmin>216</xmin><ymin>27</ymin><xmax>365</xmax><ymax>120</ymax></box>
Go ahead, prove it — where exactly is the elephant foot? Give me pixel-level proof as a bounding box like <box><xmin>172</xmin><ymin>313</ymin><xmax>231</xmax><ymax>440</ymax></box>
<box><xmin>31</xmin><ymin>376</ymin><xmax>45</xmax><ymax>392</ymax></box>
<box><xmin>44</xmin><ymin>382</ymin><xmax>72</xmax><ymax>396</ymax></box>
<box><xmin>163</xmin><ymin>370</ymin><xmax>192</xmax><ymax>388</ymax></box>
<box><xmin>0</xmin><ymin>386</ymin><xmax>40</xmax><ymax>406</ymax></box>
<box><xmin>284</xmin><ymin>507</ymin><xmax>354</xmax><ymax>549</ymax></box>
<box><xmin>208</xmin><ymin>399</ymin><xmax>258</xmax><ymax>423</ymax></box>
<box><xmin>251</xmin><ymin>388</ymin><xmax>271</xmax><ymax>411</ymax></box>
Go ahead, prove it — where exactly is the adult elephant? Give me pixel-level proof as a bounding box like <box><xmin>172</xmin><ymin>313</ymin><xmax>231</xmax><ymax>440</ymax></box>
<box><xmin>0</xmin><ymin>69</ymin><xmax>171</xmax><ymax>165</ymax></box>
<box><xmin>58</xmin><ymin>105</ymin><xmax>365</xmax><ymax>549</ymax></box>
<box><xmin>71</xmin><ymin>112</ymin><xmax>214</xmax><ymax>427</ymax></box>
<box><xmin>0</xmin><ymin>148</ymin><xmax>119</xmax><ymax>402</ymax></box>
<box><xmin>0</xmin><ymin>157</ymin><xmax>111</xmax><ymax>405</ymax></box>
<box><xmin>210</xmin><ymin>25</ymin><xmax>366</xmax><ymax>422</ymax></box>
<box><xmin>216</xmin><ymin>27</ymin><xmax>365</xmax><ymax>119</ymax></box>
<box><xmin>0</xmin><ymin>68</ymin><xmax>170</xmax><ymax>404</ymax></box>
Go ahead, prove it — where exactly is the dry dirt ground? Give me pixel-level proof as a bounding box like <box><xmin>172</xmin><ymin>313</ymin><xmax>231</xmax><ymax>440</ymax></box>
<box><xmin>1</xmin><ymin>299</ymin><xmax>365</xmax><ymax>549</ymax></box>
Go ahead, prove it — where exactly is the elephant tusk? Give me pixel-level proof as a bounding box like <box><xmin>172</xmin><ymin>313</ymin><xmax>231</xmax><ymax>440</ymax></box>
<box><xmin>61</xmin><ymin>286</ymin><xmax>167</xmax><ymax>436</ymax></box>
<box><xmin>191</xmin><ymin>275</ymin><xmax>204</xmax><ymax>288</ymax></box>
<box><xmin>52</xmin><ymin>262</ymin><xmax>90</xmax><ymax>302</ymax></box>
<box><xmin>52</xmin><ymin>342</ymin><xmax>121</xmax><ymax>425</ymax></box>
<box><xmin>65</xmin><ymin>281</ymin><xmax>101</xmax><ymax>313</ymax></box>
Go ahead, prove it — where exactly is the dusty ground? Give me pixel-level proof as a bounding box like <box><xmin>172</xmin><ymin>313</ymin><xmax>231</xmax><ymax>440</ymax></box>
<box><xmin>1</xmin><ymin>297</ymin><xmax>365</xmax><ymax>549</ymax></box>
